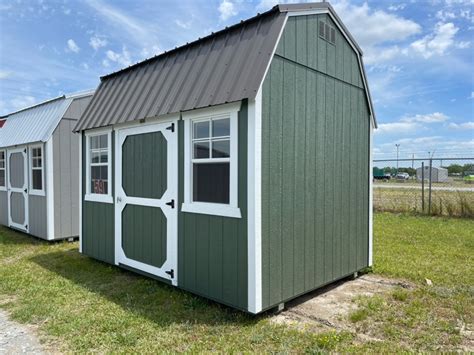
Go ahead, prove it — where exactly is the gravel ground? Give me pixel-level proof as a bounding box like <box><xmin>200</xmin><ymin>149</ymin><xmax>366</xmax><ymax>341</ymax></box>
<box><xmin>0</xmin><ymin>310</ymin><xmax>44</xmax><ymax>354</ymax></box>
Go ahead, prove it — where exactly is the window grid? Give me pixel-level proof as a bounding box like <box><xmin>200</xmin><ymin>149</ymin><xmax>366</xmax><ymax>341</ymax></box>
<box><xmin>31</xmin><ymin>147</ymin><xmax>43</xmax><ymax>191</ymax></box>
<box><xmin>192</xmin><ymin>117</ymin><xmax>231</xmax><ymax>163</ymax></box>
<box><xmin>89</xmin><ymin>134</ymin><xmax>109</xmax><ymax>195</ymax></box>
<box><xmin>0</xmin><ymin>150</ymin><xmax>5</xmax><ymax>188</ymax></box>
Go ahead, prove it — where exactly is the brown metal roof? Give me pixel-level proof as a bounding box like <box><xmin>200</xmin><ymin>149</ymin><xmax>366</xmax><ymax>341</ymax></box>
<box><xmin>75</xmin><ymin>2</ymin><xmax>376</xmax><ymax>131</ymax></box>
<box><xmin>74</xmin><ymin>8</ymin><xmax>286</xmax><ymax>131</ymax></box>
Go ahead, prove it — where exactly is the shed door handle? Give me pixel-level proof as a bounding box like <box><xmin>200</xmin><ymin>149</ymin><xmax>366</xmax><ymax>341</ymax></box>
<box><xmin>166</xmin><ymin>200</ymin><xmax>175</xmax><ymax>209</ymax></box>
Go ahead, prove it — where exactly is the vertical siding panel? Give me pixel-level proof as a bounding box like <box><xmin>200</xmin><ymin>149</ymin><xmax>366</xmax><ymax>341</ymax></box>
<box><xmin>342</xmin><ymin>84</ymin><xmax>351</xmax><ymax>275</ymax></box>
<box><xmin>284</xmin><ymin>17</ymin><xmax>297</xmax><ymax>62</ymax></box>
<box><xmin>324</xmin><ymin>78</ymin><xmax>335</xmax><ymax>283</ymax></box>
<box><xmin>335</xmin><ymin>25</ymin><xmax>344</xmax><ymax>81</ymax></box>
<box><xmin>209</xmin><ymin>216</ymin><xmax>223</xmax><ymax>301</ymax></box>
<box><xmin>317</xmin><ymin>15</ymin><xmax>327</xmax><ymax>74</ymax></box>
<box><xmin>222</xmin><ymin>219</ymin><xmax>238</xmax><ymax>305</ymax></box>
<box><xmin>196</xmin><ymin>216</ymin><xmax>210</xmax><ymax>295</ymax></box>
<box><xmin>294</xmin><ymin>65</ymin><xmax>306</xmax><ymax>295</ymax></box>
<box><xmin>326</xmin><ymin>40</ymin><xmax>335</xmax><ymax>77</ymax></box>
<box><xmin>308</xmin><ymin>15</ymin><xmax>318</xmax><ymax>70</ymax></box>
<box><xmin>343</xmin><ymin>41</ymin><xmax>351</xmax><ymax>84</ymax></box>
<box><xmin>334</xmin><ymin>82</ymin><xmax>343</xmax><ymax>277</ymax></box>
<box><xmin>315</xmin><ymin>73</ymin><xmax>325</xmax><ymax>287</ymax></box>
<box><xmin>268</xmin><ymin>58</ymin><xmax>284</xmax><ymax>306</ymax></box>
<box><xmin>304</xmin><ymin>70</ymin><xmax>316</xmax><ymax>289</ymax></box>
<box><xmin>350</xmin><ymin>87</ymin><xmax>358</xmax><ymax>271</ymax></box>
<box><xmin>296</xmin><ymin>16</ymin><xmax>308</xmax><ymax>66</ymax></box>
<box><xmin>281</xmin><ymin>60</ymin><xmax>296</xmax><ymax>299</ymax></box>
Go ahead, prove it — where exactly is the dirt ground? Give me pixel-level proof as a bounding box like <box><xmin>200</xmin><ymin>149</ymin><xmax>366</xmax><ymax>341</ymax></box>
<box><xmin>271</xmin><ymin>274</ymin><xmax>413</xmax><ymax>340</ymax></box>
<box><xmin>0</xmin><ymin>310</ymin><xmax>44</xmax><ymax>354</ymax></box>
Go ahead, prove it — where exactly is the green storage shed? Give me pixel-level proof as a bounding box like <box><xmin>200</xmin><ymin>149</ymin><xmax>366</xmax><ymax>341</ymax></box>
<box><xmin>74</xmin><ymin>2</ymin><xmax>376</xmax><ymax>314</ymax></box>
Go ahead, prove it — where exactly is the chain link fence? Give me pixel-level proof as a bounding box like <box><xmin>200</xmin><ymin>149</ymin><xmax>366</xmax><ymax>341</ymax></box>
<box><xmin>373</xmin><ymin>158</ymin><xmax>474</xmax><ymax>218</ymax></box>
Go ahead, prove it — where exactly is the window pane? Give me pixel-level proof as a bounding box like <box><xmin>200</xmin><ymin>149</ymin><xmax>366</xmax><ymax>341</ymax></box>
<box><xmin>32</xmin><ymin>157</ymin><xmax>38</xmax><ymax>168</ymax></box>
<box><xmin>99</xmin><ymin>134</ymin><xmax>108</xmax><ymax>149</ymax></box>
<box><xmin>91</xmin><ymin>136</ymin><xmax>99</xmax><ymax>149</ymax></box>
<box><xmin>193</xmin><ymin>162</ymin><xmax>229</xmax><ymax>204</ymax></box>
<box><xmin>212</xmin><ymin>139</ymin><xmax>230</xmax><ymax>158</ymax></box>
<box><xmin>193</xmin><ymin>141</ymin><xmax>209</xmax><ymax>159</ymax></box>
<box><xmin>0</xmin><ymin>151</ymin><xmax>4</xmax><ymax>160</ymax></box>
<box><xmin>91</xmin><ymin>166</ymin><xmax>108</xmax><ymax>194</ymax></box>
<box><xmin>100</xmin><ymin>151</ymin><xmax>108</xmax><ymax>163</ymax></box>
<box><xmin>32</xmin><ymin>170</ymin><xmax>42</xmax><ymax>190</ymax></box>
<box><xmin>0</xmin><ymin>171</ymin><xmax>4</xmax><ymax>187</ymax></box>
<box><xmin>91</xmin><ymin>152</ymin><xmax>100</xmax><ymax>164</ymax></box>
<box><xmin>193</xmin><ymin>121</ymin><xmax>209</xmax><ymax>139</ymax></box>
<box><xmin>0</xmin><ymin>161</ymin><xmax>4</xmax><ymax>169</ymax></box>
<box><xmin>212</xmin><ymin>118</ymin><xmax>230</xmax><ymax>137</ymax></box>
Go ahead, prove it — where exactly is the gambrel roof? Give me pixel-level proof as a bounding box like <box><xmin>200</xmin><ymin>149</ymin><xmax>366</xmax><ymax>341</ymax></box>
<box><xmin>0</xmin><ymin>91</ymin><xmax>94</xmax><ymax>149</ymax></box>
<box><xmin>74</xmin><ymin>2</ymin><xmax>376</xmax><ymax>132</ymax></box>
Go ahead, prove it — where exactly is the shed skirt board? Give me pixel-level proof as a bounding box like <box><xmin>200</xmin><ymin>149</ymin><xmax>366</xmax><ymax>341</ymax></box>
<box><xmin>7</xmin><ymin>148</ymin><xmax>28</xmax><ymax>232</ymax></box>
<box><xmin>115</xmin><ymin>120</ymin><xmax>178</xmax><ymax>286</ymax></box>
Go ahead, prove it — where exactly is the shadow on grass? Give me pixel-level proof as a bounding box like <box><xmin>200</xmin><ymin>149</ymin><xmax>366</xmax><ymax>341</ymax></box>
<box><xmin>29</xmin><ymin>248</ymin><xmax>260</xmax><ymax>327</ymax></box>
<box><xmin>0</xmin><ymin>227</ymin><xmax>51</xmax><ymax>246</ymax></box>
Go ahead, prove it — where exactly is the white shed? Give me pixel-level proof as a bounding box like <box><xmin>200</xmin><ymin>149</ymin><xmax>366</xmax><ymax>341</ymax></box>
<box><xmin>416</xmin><ymin>166</ymin><xmax>449</xmax><ymax>183</ymax></box>
<box><xmin>0</xmin><ymin>91</ymin><xmax>93</xmax><ymax>240</ymax></box>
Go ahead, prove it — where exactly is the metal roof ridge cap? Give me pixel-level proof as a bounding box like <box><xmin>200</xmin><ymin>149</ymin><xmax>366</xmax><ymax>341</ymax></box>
<box><xmin>65</xmin><ymin>89</ymin><xmax>96</xmax><ymax>99</ymax></box>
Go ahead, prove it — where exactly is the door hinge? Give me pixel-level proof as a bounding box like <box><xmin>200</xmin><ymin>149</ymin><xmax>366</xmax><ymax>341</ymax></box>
<box><xmin>165</xmin><ymin>269</ymin><xmax>174</xmax><ymax>279</ymax></box>
<box><xmin>166</xmin><ymin>123</ymin><xmax>175</xmax><ymax>132</ymax></box>
<box><xmin>165</xmin><ymin>199</ymin><xmax>175</xmax><ymax>209</ymax></box>
<box><xmin>25</xmin><ymin>225</ymin><xmax>28</xmax><ymax>229</ymax></box>
<box><xmin>24</xmin><ymin>188</ymin><xmax>27</xmax><ymax>194</ymax></box>
<box><xmin>24</xmin><ymin>148</ymin><xmax>27</xmax><ymax>153</ymax></box>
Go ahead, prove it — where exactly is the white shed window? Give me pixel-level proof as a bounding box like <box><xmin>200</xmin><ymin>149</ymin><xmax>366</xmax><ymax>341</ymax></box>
<box><xmin>29</xmin><ymin>145</ymin><xmax>45</xmax><ymax>195</ymax></box>
<box><xmin>182</xmin><ymin>102</ymin><xmax>241</xmax><ymax>218</ymax></box>
<box><xmin>85</xmin><ymin>130</ymin><xmax>113</xmax><ymax>204</ymax></box>
<box><xmin>0</xmin><ymin>150</ymin><xmax>5</xmax><ymax>189</ymax></box>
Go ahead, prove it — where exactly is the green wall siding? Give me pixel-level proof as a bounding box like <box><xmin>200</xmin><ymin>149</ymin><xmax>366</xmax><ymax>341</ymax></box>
<box><xmin>178</xmin><ymin>101</ymin><xmax>248</xmax><ymax>311</ymax></box>
<box><xmin>81</xmin><ymin>134</ymin><xmax>115</xmax><ymax>264</ymax></box>
<box><xmin>261</xmin><ymin>14</ymin><xmax>370</xmax><ymax>310</ymax></box>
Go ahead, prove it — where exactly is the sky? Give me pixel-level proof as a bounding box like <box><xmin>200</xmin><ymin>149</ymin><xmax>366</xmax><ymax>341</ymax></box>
<box><xmin>0</xmin><ymin>0</ymin><xmax>473</xmax><ymax>162</ymax></box>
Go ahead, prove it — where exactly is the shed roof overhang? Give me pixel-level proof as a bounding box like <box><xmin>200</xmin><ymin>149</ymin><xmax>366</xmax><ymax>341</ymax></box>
<box><xmin>74</xmin><ymin>2</ymin><xmax>376</xmax><ymax>132</ymax></box>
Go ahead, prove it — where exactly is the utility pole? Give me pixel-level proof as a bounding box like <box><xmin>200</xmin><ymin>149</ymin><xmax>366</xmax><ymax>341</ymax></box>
<box><xmin>395</xmin><ymin>144</ymin><xmax>400</xmax><ymax>174</ymax></box>
<box><xmin>412</xmin><ymin>153</ymin><xmax>414</xmax><ymax>170</ymax></box>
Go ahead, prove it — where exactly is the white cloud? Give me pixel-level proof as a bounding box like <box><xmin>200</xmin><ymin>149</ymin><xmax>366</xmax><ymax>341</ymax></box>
<box><xmin>455</xmin><ymin>41</ymin><xmax>471</xmax><ymax>48</ymax></box>
<box><xmin>448</xmin><ymin>121</ymin><xmax>474</xmax><ymax>129</ymax></box>
<box><xmin>106</xmin><ymin>47</ymin><xmax>132</xmax><ymax>67</ymax></box>
<box><xmin>175</xmin><ymin>19</ymin><xmax>191</xmax><ymax>29</ymax></box>
<box><xmin>218</xmin><ymin>0</ymin><xmax>238</xmax><ymax>21</ymax></box>
<box><xmin>410</xmin><ymin>22</ymin><xmax>458</xmax><ymax>58</ymax></box>
<box><xmin>331</xmin><ymin>1</ymin><xmax>421</xmax><ymax>64</ymax></box>
<box><xmin>67</xmin><ymin>39</ymin><xmax>80</xmax><ymax>53</ymax></box>
<box><xmin>401</xmin><ymin>112</ymin><xmax>449</xmax><ymax>123</ymax></box>
<box><xmin>89</xmin><ymin>36</ymin><xmax>107</xmax><ymax>50</ymax></box>
<box><xmin>256</xmin><ymin>0</ymin><xmax>279</xmax><ymax>11</ymax></box>
<box><xmin>470</xmin><ymin>92</ymin><xmax>474</xmax><ymax>99</ymax></box>
<box><xmin>388</xmin><ymin>3</ymin><xmax>406</xmax><ymax>11</ymax></box>
<box><xmin>140</xmin><ymin>45</ymin><xmax>161</xmax><ymax>59</ymax></box>
<box><xmin>0</xmin><ymin>71</ymin><xmax>11</xmax><ymax>79</ymax></box>
<box><xmin>435</xmin><ymin>10</ymin><xmax>456</xmax><ymax>21</ymax></box>
<box><xmin>85</xmin><ymin>0</ymin><xmax>159</xmax><ymax>48</ymax></box>
<box><xmin>102</xmin><ymin>59</ymin><xmax>110</xmax><ymax>68</ymax></box>
<box><xmin>81</xmin><ymin>63</ymin><xmax>89</xmax><ymax>70</ymax></box>
<box><xmin>375</xmin><ymin>121</ymin><xmax>421</xmax><ymax>134</ymax></box>
<box><xmin>9</xmin><ymin>96</ymin><xmax>37</xmax><ymax>112</ymax></box>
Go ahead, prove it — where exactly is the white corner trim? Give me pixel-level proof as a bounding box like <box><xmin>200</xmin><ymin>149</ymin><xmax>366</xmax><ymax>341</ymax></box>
<box><xmin>247</xmin><ymin>89</ymin><xmax>263</xmax><ymax>314</ymax></box>
<box><xmin>368</xmin><ymin>118</ymin><xmax>374</xmax><ymax>266</ymax></box>
<box><xmin>79</xmin><ymin>133</ymin><xmax>83</xmax><ymax>253</ymax></box>
<box><xmin>84</xmin><ymin>128</ymin><xmax>113</xmax><ymax>204</ymax></box>
<box><xmin>46</xmin><ymin>138</ymin><xmax>55</xmax><ymax>240</ymax></box>
<box><xmin>181</xmin><ymin>102</ymin><xmax>241</xmax><ymax>218</ymax></box>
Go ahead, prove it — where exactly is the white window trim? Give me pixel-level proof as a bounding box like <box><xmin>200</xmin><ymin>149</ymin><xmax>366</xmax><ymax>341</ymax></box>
<box><xmin>29</xmin><ymin>144</ymin><xmax>45</xmax><ymax>196</ymax></box>
<box><xmin>0</xmin><ymin>149</ymin><xmax>6</xmax><ymax>191</ymax></box>
<box><xmin>182</xmin><ymin>102</ymin><xmax>241</xmax><ymax>218</ymax></box>
<box><xmin>84</xmin><ymin>128</ymin><xmax>113</xmax><ymax>204</ymax></box>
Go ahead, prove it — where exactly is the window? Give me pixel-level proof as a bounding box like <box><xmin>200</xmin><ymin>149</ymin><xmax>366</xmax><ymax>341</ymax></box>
<box><xmin>182</xmin><ymin>102</ymin><xmax>241</xmax><ymax>218</ymax></box>
<box><xmin>29</xmin><ymin>145</ymin><xmax>44</xmax><ymax>195</ymax></box>
<box><xmin>85</xmin><ymin>130</ymin><xmax>112</xmax><ymax>203</ymax></box>
<box><xmin>0</xmin><ymin>150</ymin><xmax>5</xmax><ymax>189</ymax></box>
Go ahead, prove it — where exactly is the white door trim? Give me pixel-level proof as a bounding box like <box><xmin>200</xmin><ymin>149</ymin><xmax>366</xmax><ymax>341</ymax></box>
<box><xmin>114</xmin><ymin>119</ymin><xmax>178</xmax><ymax>286</ymax></box>
<box><xmin>7</xmin><ymin>146</ymin><xmax>29</xmax><ymax>233</ymax></box>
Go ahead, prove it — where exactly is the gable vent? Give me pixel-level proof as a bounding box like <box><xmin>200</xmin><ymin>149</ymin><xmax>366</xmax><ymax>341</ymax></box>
<box><xmin>319</xmin><ymin>20</ymin><xmax>336</xmax><ymax>45</ymax></box>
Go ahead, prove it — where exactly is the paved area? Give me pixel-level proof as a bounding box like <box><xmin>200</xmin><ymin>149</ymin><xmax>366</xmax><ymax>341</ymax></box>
<box><xmin>0</xmin><ymin>310</ymin><xmax>44</xmax><ymax>354</ymax></box>
<box><xmin>271</xmin><ymin>274</ymin><xmax>412</xmax><ymax>335</ymax></box>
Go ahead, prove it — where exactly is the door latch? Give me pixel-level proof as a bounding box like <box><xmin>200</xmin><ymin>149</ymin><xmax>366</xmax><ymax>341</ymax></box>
<box><xmin>24</xmin><ymin>189</ymin><xmax>27</xmax><ymax>194</ymax></box>
<box><xmin>166</xmin><ymin>123</ymin><xmax>175</xmax><ymax>132</ymax></box>
<box><xmin>116</xmin><ymin>196</ymin><xmax>122</xmax><ymax>203</ymax></box>
<box><xmin>165</xmin><ymin>269</ymin><xmax>174</xmax><ymax>278</ymax></box>
<box><xmin>165</xmin><ymin>199</ymin><xmax>175</xmax><ymax>209</ymax></box>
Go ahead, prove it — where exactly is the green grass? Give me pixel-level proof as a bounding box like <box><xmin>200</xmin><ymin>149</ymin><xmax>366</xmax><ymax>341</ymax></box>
<box><xmin>0</xmin><ymin>213</ymin><xmax>473</xmax><ymax>352</ymax></box>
